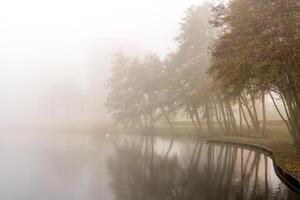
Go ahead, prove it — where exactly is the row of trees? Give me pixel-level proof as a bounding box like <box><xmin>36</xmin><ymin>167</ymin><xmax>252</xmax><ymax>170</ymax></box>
<box><xmin>106</xmin><ymin>1</ymin><xmax>300</xmax><ymax>144</ymax></box>
<box><xmin>210</xmin><ymin>0</ymin><xmax>300</xmax><ymax>142</ymax></box>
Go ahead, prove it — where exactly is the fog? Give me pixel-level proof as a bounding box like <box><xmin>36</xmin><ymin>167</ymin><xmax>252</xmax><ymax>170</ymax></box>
<box><xmin>0</xmin><ymin>1</ymin><xmax>299</xmax><ymax>199</ymax></box>
<box><xmin>0</xmin><ymin>0</ymin><xmax>205</xmax><ymax>130</ymax></box>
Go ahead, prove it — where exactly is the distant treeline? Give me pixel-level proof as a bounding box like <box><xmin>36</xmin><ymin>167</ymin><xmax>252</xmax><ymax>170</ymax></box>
<box><xmin>106</xmin><ymin>1</ymin><xmax>300</xmax><ymax>144</ymax></box>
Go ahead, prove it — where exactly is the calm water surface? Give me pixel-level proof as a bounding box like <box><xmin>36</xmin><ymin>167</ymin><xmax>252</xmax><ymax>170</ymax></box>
<box><xmin>0</xmin><ymin>132</ymin><xmax>298</xmax><ymax>200</ymax></box>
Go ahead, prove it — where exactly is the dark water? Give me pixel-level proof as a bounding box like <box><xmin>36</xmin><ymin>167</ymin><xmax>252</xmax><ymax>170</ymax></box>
<box><xmin>0</xmin><ymin>132</ymin><xmax>298</xmax><ymax>200</ymax></box>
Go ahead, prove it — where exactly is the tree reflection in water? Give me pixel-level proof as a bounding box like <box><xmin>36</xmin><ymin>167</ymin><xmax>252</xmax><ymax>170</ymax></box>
<box><xmin>107</xmin><ymin>136</ymin><xmax>299</xmax><ymax>200</ymax></box>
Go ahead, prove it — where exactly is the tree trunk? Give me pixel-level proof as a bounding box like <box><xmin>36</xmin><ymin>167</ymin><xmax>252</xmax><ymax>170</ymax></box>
<box><xmin>192</xmin><ymin>105</ymin><xmax>203</xmax><ymax>131</ymax></box>
<box><xmin>261</xmin><ymin>90</ymin><xmax>267</xmax><ymax>137</ymax></box>
<box><xmin>250</xmin><ymin>93</ymin><xmax>260</xmax><ymax>132</ymax></box>
<box><xmin>241</xmin><ymin>95</ymin><xmax>260</xmax><ymax>132</ymax></box>
<box><xmin>240</xmin><ymin>101</ymin><xmax>251</xmax><ymax>131</ymax></box>
<box><xmin>187</xmin><ymin>106</ymin><xmax>200</xmax><ymax>131</ymax></box>
<box><xmin>239</xmin><ymin>101</ymin><xmax>243</xmax><ymax>132</ymax></box>
<box><xmin>281</xmin><ymin>90</ymin><xmax>300</xmax><ymax>145</ymax></box>
<box><xmin>227</xmin><ymin>102</ymin><xmax>237</xmax><ymax>133</ymax></box>
<box><xmin>214</xmin><ymin>100</ymin><xmax>224</xmax><ymax>133</ymax></box>
<box><xmin>205</xmin><ymin>101</ymin><xmax>212</xmax><ymax>133</ymax></box>
<box><xmin>219</xmin><ymin>99</ymin><xmax>229</xmax><ymax>134</ymax></box>
<box><xmin>161</xmin><ymin>106</ymin><xmax>175</xmax><ymax>132</ymax></box>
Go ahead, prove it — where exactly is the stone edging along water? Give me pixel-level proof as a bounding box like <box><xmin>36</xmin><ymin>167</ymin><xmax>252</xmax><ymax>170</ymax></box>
<box><xmin>206</xmin><ymin>139</ymin><xmax>300</xmax><ymax>194</ymax></box>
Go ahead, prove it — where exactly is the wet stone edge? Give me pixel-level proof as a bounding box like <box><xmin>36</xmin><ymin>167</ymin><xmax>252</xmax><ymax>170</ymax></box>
<box><xmin>206</xmin><ymin>139</ymin><xmax>300</xmax><ymax>195</ymax></box>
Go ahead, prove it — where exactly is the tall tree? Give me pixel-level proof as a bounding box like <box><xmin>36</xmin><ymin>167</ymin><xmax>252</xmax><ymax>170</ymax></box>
<box><xmin>210</xmin><ymin>0</ymin><xmax>300</xmax><ymax>142</ymax></box>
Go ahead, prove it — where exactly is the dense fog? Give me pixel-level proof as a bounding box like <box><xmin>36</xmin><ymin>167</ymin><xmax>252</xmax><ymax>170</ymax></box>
<box><xmin>0</xmin><ymin>0</ymin><xmax>205</xmax><ymax>130</ymax></box>
<box><xmin>0</xmin><ymin>0</ymin><xmax>299</xmax><ymax>199</ymax></box>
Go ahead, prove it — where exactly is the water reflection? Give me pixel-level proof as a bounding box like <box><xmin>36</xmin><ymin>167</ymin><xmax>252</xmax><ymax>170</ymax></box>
<box><xmin>0</xmin><ymin>132</ymin><xmax>297</xmax><ymax>199</ymax></box>
<box><xmin>108</xmin><ymin>136</ymin><xmax>299</xmax><ymax>200</ymax></box>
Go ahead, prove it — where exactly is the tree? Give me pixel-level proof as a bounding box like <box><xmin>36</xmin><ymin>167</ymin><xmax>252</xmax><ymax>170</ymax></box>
<box><xmin>106</xmin><ymin>52</ymin><xmax>177</xmax><ymax>132</ymax></box>
<box><xmin>166</xmin><ymin>3</ymin><xmax>219</xmax><ymax>133</ymax></box>
<box><xmin>210</xmin><ymin>0</ymin><xmax>300</xmax><ymax>143</ymax></box>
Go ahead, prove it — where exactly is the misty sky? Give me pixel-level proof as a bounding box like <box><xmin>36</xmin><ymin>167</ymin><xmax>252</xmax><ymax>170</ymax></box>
<box><xmin>0</xmin><ymin>0</ymin><xmax>205</xmax><ymax>121</ymax></box>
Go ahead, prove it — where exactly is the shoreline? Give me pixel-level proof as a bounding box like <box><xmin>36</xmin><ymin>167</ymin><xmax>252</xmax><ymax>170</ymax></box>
<box><xmin>117</xmin><ymin>127</ymin><xmax>300</xmax><ymax>194</ymax></box>
<box><xmin>118</xmin><ymin>126</ymin><xmax>300</xmax><ymax>186</ymax></box>
<box><xmin>206</xmin><ymin>138</ymin><xmax>300</xmax><ymax>194</ymax></box>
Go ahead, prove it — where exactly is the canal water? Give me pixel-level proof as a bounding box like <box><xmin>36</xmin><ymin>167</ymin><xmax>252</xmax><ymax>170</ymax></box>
<box><xmin>0</xmin><ymin>132</ymin><xmax>298</xmax><ymax>200</ymax></box>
